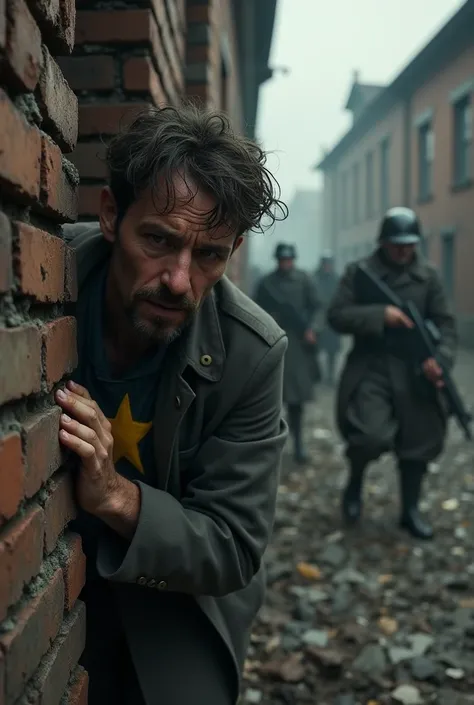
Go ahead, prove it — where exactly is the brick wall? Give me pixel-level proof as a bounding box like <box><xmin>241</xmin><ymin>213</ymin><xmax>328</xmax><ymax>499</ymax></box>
<box><xmin>0</xmin><ymin>2</ymin><xmax>87</xmax><ymax>704</ymax></box>
<box><xmin>60</xmin><ymin>0</ymin><xmax>186</xmax><ymax>220</ymax></box>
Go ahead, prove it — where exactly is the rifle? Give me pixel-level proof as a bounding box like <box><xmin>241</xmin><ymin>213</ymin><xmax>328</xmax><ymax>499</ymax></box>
<box><xmin>354</xmin><ymin>263</ymin><xmax>472</xmax><ymax>441</ymax></box>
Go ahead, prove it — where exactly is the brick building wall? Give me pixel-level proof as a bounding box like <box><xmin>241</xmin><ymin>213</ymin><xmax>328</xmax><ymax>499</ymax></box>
<box><xmin>410</xmin><ymin>44</ymin><xmax>474</xmax><ymax>342</ymax></box>
<box><xmin>318</xmin><ymin>0</ymin><xmax>474</xmax><ymax>344</ymax></box>
<box><xmin>0</xmin><ymin>2</ymin><xmax>88</xmax><ymax>704</ymax></box>
<box><xmin>321</xmin><ymin>103</ymin><xmax>407</xmax><ymax>267</ymax></box>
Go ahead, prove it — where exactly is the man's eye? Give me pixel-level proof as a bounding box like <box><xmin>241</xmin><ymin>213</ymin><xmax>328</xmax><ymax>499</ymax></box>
<box><xmin>147</xmin><ymin>233</ymin><xmax>166</xmax><ymax>246</ymax></box>
<box><xmin>198</xmin><ymin>249</ymin><xmax>219</xmax><ymax>261</ymax></box>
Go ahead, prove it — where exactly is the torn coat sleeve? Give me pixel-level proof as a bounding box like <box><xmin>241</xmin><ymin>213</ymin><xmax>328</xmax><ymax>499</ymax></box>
<box><xmin>96</xmin><ymin>336</ymin><xmax>288</xmax><ymax>596</ymax></box>
<box><xmin>326</xmin><ymin>263</ymin><xmax>387</xmax><ymax>337</ymax></box>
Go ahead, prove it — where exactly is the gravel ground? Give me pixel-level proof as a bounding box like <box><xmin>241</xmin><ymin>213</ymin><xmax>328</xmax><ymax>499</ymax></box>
<box><xmin>241</xmin><ymin>349</ymin><xmax>474</xmax><ymax>705</ymax></box>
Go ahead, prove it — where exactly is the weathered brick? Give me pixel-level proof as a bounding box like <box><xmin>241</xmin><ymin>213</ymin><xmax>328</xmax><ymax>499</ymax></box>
<box><xmin>0</xmin><ymin>433</ymin><xmax>23</xmax><ymax>525</ymax></box>
<box><xmin>40</xmin><ymin>137</ymin><xmax>78</xmax><ymax>222</ymax></box>
<box><xmin>123</xmin><ymin>56</ymin><xmax>167</xmax><ymax>106</ymax></box>
<box><xmin>75</xmin><ymin>9</ymin><xmax>151</xmax><ymax>44</ymax></box>
<box><xmin>42</xmin><ymin>317</ymin><xmax>77</xmax><ymax>389</ymax></box>
<box><xmin>0</xmin><ymin>326</ymin><xmax>42</xmax><ymax>405</ymax></box>
<box><xmin>37</xmin><ymin>47</ymin><xmax>78</xmax><ymax>153</ymax></box>
<box><xmin>0</xmin><ymin>506</ymin><xmax>44</xmax><ymax>622</ymax></box>
<box><xmin>79</xmin><ymin>102</ymin><xmax>151</xmax><ymax>136</ymax></box>
<box><xmin>0</xmin><ymin>211</ymin><xmax>12</xmax><ymax>294</ymax></box>
<box><xmin>77</xmin><ymin>185</ymin><xmax>102</xmax><ymax>217</ymax></box>
<box><xmin>0</xmin><ymin>569</ymin><xmax>64</xmax><ymax>704</ymax></box>
<box><xmin>16</xmin><ymin>222</ymin><xmax>66</xmax><ymax>303</ymax></box>
<box><xmin>0</xmin><ymin>89</ymin><xmax>41</xmax><ymax>203</ymax></box>
<box><xmin>69</xmin><ymin>142</ymin><xmax>107</xmax><ymax>180</ymax></box>
<box><xmin>34</xmin><ymin>602</ymin><xmax>86</xmax><ymax>705</ymax></box>
<box><xmin>61</xmin><ymin>533</ymin><xmax>86</xmax><ymax>612</ymax></box>
<box><xmin>5</xmin><ymin>0</ymin><xmax>43</xmax><ymax>92</ymax></box>
<box><xmin>23</xmin><ymin>407</ymin><xmax>63</xmax><ymax>499</ymax></box>
<box><xmin>26</xmin><ymin>0</ymin><xmax>75</xmax><ymax>54</ymax></box>
<box><xmin>43</xmin><ymin>471</ymin><xmax>77</xmax><ymax>554</ymax></box>
<box><xmin>58</xmin><ymin>55</ymin><xmax>116</xmax><ymax>91</ymax></box>
<box><xmin>63</xmin><ymin>666</ymin><xmax>88</xmax><ymax>705</ymax></box>
<box><xmin>186</xmin><ymin>3</ymin><xmax>211</xmax><ymax>24</ymax></box>
<box><xmin>64</xmin><ymin>244</ymin><xmax>78</xmax><ymax>304</ymax></box>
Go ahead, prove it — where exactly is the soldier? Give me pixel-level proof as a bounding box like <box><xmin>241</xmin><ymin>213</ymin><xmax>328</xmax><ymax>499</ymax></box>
<box><xmin>327</xmin><ymin>207</ymin><xmax>457</xmax><ymax>539</ymax></box>
<box><xmin>255</xmin><ymin>243</ymin><xmax>321</xmax><ymax>464</ymax></box>
<box><xmin>314</xmin><ymin>251</ymin><xmax>341</xmax><ymax>385</ymax></box>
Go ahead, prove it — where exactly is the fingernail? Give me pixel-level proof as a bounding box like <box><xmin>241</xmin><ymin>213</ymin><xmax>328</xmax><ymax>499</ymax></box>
<box><xmin>62</xmin><ymin>414</ymin><xmax>71</xmax><ymax>422</ymax></box>
<box><xmin>67</xmin><ymin>380</ymin><xmax>76</xmax><ymax>390</ymax></box>
<box><xmin>57</xmin><ymin>390</ymin><xmax>66</xmax><ymax>400</ymax></box>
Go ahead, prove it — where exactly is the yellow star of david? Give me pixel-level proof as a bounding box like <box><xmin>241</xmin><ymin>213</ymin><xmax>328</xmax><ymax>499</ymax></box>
<box><xmin>107</xmin><ymin>393</ymin><xmax>152</xmax><ymax>474</ymax></box>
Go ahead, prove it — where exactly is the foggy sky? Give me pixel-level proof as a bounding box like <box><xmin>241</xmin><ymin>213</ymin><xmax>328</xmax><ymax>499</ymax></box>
<box><xmin>249</xmin><ymin>0</ymin><xmax>464</xmax><ymax>272</ymax></box>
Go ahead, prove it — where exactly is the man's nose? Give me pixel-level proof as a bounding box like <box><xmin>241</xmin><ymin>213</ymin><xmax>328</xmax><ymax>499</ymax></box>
<box><xmin>161</xmin><ymin>250</ymin><xmax>192</xmax><ymax>296</ymax></box>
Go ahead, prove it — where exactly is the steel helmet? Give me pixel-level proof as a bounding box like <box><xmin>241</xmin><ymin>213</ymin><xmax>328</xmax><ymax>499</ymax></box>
<box><xmin>378</xmin><ymin>207</ymin><xmax>422</xmax><ymax>245</ymax></box>
<box><xmin>274</xmin><ymin>243</ymin><xmax>297</xmax><ymax>260</ymax></box>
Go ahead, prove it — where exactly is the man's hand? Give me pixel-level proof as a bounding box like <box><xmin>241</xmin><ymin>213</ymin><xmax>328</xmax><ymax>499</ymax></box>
<box><xmin>304</xmin><ymin>328</ymin><xmax>317</xmax><ymax>345</ymax></box>
<box><xmin>384</xmin><ymin>305</ymin><xmax>414</xmax><ymax>329</ymax></box>
<box><xmin>56</xmin><ymin>381</ymin><xmax>139</xmax><ymax>538</ymax></box>
<box><xmin>422</xmin><ymin>357</ymin><xmax>444</xmax><ymax>388</ymax></box>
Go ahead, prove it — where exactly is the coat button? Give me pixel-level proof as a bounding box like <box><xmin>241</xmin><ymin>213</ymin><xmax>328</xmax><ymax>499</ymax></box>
<box><xmin>137</xmin><ymin>576</ymin><xmax>147</xmax><ymax>586</ymax></box>
<box><xmin>175</xmin><ymin>395</ymin><xmax>181</xmax><ymax>409</ymax></box>
<box><xmin>157</xmin><ymin>580</ymin><xmax>167</xmax><ymax>591</ymax></box>
<box><xmin>147</xmin><ymin>579</ymin><xmax>157</xmax><ymax>588</ymax></box>
<box><xmin>200</xmin><ymin>354</ymin><xmax>212</xmax><ymax>366</ymax></box>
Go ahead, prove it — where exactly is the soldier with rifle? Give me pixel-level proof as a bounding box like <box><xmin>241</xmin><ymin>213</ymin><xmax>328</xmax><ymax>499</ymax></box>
<box><xmin>327</xmin><ymin>207</ymin><xmax>466</xmax><ymax>539</ymax></box>
<box><xmin>255</xmin><ymin>243</ymin><xmax>321</xmax><ymax>464</ymax></box>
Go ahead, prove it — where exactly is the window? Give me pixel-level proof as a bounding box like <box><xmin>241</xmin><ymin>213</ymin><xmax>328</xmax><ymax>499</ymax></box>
<box><xmin>418</xmin><ymin>122</ymin><xmax>434</xmax><ymax>200</ymax></box>
<box><xmin>380</xmin><ymin>137</ymin><xmax>390</xmax><ymax>211</ymax></box>
<box><xmin>365</xmin><ymin>151</ymin><xmax>374</xmax><ymax>219</ymax></box>
<box><xmin>453</xmin><ymin>95</ymin><xmax>472</xmax><ymax>185</ymax></box>
<box><xmin>352</xmin><ymin>163</ymin><xmax>360</xmax><ymax>224</ymax></box>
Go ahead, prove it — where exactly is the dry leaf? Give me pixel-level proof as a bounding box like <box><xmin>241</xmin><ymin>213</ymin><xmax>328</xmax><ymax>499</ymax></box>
<box><xmin>296</xmin><ymin>562</ymin><xmax>322</xmax><ymax>580</ymax></box>
<box><xmin>378</xmin><ymin>574</ymin><xmax>394</xmax><ymax>585</ymax></box>
<box><xmin>459</xmin><ymin>597</ymin><xmax>474</xmax><ymax>608</ymax></box>
<box><xmin>378</xmin><ymin>616</ymin><xmax>398</xmax><ymax>636</ymax></box>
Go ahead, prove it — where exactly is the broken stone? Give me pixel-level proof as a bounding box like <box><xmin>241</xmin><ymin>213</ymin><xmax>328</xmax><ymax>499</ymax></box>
<box><xmin>319</xmin><ymin>543</ymin><xmax>347</xmax><ymax>567</ymax></box>
<box><xmin>301</xmin><ymin>629</ymin><xmax>328</xmax><ymax>648</ymax></box>
<box><xmin>446</xmin><ymin>667</ymin><xmax>465</xmax><ymax>680</ymax></box>
<box><xmin>411</xmin><ymin>656</ymin><xmax>437</xmax><ymax>680</ymax></box>
<box><xmin>259</xmin><ymin>652</ymin><xmax>305</xmax><ymax>683</ymax></box>
<box><xmin>391</xmin><ymin>684</ymin><xmax>423</xmax><ymax>704</ymax></box>
<box><xmin>244</xmin><ymin>688</ymin><xmax>263</xmax><ymax>703</ymax></box>
<box><xmin>306</xmin><ymin>646</ymin><xmax>343</xmax><ymax>678</ymax></box>
<box><xmin>352</xmin><ymin>644</ymin><xmax>387</xmax><ymax>675</ymax></box>
<box><xmin>333</xmin><ymin>567</ymin><xmax>366</xmax><ymax>585</ymax></box>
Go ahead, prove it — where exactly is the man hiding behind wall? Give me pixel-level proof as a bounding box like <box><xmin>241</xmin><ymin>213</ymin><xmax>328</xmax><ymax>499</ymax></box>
<box><xmin>57</xmin><ymin>104</ymin><xmax>288</xmax><ymax>705</ymax></box>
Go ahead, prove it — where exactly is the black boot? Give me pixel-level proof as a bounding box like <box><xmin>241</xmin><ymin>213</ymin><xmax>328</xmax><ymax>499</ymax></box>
<box><xmin>342</xmin><ymin>459</ymin><xmax>366</xmax><ymax>523</ymax></box>
<box><xmin>287</xmin><ymin>404</ymin><xmax>308</xmax><ymax>464</ymax></box>
<box><xmin>399</xmin><ymin>461</ymin><xmax>434</xmax><ymax>540</ymax></box>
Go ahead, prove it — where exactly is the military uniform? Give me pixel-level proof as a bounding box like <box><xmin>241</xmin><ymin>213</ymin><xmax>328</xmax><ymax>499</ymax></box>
<box><xmin>327</xmin><ymin>208</ymin><xmax>457</xmax><ymax>538</ymax></box>
<box><xmin>255</xmin><ymin>243</ymin><xmax>321</xmax><ymax>464</ymax></box>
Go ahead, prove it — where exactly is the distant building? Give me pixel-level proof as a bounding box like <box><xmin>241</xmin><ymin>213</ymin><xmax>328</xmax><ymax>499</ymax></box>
<box><xmin>315</xmin><ymin>0</ymin><xmax>474</xmax><ymax>346</ymax></box>
<box><xmin>274</xmin><ymin>189</ymin><xmax>323</xmax><ymax>272</ymax></box>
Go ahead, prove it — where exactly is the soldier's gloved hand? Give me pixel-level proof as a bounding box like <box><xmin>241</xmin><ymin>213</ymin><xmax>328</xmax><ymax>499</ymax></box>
<box><xmin>384</xmin><ymin>305</ymin><xmax>414</xmax><ymax>329</ymax></box>
<box><xmin>422</xmin><ymin>357</ymin><xmax>444</xmax><ymax>388</ymax></box>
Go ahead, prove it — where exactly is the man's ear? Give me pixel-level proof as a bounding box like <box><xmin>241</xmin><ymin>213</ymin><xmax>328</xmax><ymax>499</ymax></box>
<box><xmin>231</xmin><ymin>235</ymin><xmax>244</xmax><ymax>255</ymax></box>
<box><xmin>99</xmin><ymin>187</ymin><xmax>118</xmax><ymax>243</ymax></box>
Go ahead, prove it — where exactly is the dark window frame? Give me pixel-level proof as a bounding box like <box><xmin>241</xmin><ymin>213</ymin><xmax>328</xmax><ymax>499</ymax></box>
<box><xmin>453</xmin><ymin>94</ymin><xmax>472</xmax><ymax>187</ymax></box>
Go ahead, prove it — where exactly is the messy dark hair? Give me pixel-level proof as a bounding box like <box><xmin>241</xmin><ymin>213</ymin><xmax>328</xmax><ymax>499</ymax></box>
<box><xmin>105</xmin><ymin>103</ymin><xmax>288</xmax><ymax>235</ymax></box>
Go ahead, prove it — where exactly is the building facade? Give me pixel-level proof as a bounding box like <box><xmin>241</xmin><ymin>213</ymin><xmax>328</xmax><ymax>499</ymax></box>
<box><xmin>317</xmin><ymin>0</ymin><xmax>474</xmax><ymax>344</ymax></box>
<box><xmin>59</xmin><ymin>0</ymin><xmax>278</xmax><ymax>290</ymax></box>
